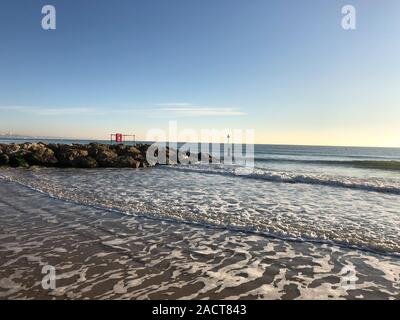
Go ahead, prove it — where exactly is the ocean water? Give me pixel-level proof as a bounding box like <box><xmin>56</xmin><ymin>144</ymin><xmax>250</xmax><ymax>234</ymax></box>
<box><xmin>1</xmin><ymin>141</ymin><xmax>400</xmax><ymax>256</ymax></box>
<box><xmin>1</xmin><ymin>140</ymin><xmax>400</xmax><ymax>299</ymax></box>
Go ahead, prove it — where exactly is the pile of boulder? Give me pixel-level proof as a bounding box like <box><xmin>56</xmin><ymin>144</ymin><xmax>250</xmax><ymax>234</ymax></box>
<box><xmin>0</xmin><ymin>142</ymin><xmax>212</xmax><ymax>169</ymax></box>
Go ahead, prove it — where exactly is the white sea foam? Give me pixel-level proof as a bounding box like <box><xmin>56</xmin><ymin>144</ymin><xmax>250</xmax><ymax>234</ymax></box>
<box><xmin>1</xmin><ymin>165</ymin><xmax>400</xmax><ymax>255</ymax></box>
<box><xmin>1</xmin><ymin>177</ymin><xmax>400</xmax><ymax>299</ymax></box>
<box><xmin>169</xmin><ymin>164</ymin><xmax>400</xmax><ymax>195</ymax></box>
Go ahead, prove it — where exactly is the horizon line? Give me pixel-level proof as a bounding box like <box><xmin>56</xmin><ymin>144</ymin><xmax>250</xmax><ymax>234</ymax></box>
<box><xmin>1</xmin><ymin>136</ymin><xmax>399</xmax><ymax>149</ymax></box>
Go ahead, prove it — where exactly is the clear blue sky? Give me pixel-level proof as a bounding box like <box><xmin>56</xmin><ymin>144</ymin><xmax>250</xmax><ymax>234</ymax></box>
<box><xmin>0</xmin><ymin>0</ymin><xmax>399</xmax><ymax>146</ymax></box>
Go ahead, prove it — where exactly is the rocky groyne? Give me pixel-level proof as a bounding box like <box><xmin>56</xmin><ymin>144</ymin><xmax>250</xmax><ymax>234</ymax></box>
<box><xmin>0</xmin><ymin>143</ymin><xmax>211</xmax><ymax>168</ymax></box>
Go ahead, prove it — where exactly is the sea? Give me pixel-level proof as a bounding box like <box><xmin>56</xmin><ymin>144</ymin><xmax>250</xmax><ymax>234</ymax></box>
<box><xmin>1</xmin><ymin>138</ymin><xmax>400</xmax><ymax>299</ymax></box>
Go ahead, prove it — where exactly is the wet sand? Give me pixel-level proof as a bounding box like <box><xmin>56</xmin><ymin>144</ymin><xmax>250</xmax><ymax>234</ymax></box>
<box><xmin>0</xmin><ymin>179</ymin><xmax>399</xmax><ymax>299</ymax></box>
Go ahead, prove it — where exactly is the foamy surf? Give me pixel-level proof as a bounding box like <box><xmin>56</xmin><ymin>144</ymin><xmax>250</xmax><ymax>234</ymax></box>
<box><xmin>168</xmin><ymin>164</ymin><xmax>400</xmax><ymax>195</ymax></box>
<box><xmin>1</xmin><ymin>165</ymin><xmax>400</xmax><ymax>256</ymax></box>
<box><xmin>1</xmin><ymin>180</ymin><xmax>400</xmax><ymax>300</ymax></box>
<box><xmin>255</xmin><ymin>157</ymin><xmax>400</xmax><ymax>171</ymax></box>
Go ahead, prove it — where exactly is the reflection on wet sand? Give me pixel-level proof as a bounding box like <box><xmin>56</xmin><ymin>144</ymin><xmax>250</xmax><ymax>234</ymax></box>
<box><xmin>0</xmin><ymin>180</ymin><xmax>399</xmax><ymax>299</ymax></box>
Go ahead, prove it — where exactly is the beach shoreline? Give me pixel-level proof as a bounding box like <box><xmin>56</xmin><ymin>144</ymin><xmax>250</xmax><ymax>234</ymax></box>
<box><xmin>1</xmin><ymin>178</ymin><xmax>399</xmax><ymax>300</ymax></box>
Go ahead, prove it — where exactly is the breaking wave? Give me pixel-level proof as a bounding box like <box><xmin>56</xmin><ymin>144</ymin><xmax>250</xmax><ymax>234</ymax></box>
<box><xmin>1</xmin><ymin>165</ymin><xmax>400</xmax><ymax>255</ymax></box>
<box><xmin>168</xmin><ymin>164</ymin><xmax>400</xmax><ymax>195</ymax></box>
<box><xmin>255</xmin><ymin>158</ymin><xmax>400</xmax><ymax>171</ymax></box>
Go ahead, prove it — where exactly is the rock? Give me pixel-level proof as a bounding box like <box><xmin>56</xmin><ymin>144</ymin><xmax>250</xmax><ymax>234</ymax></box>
<box><xmin>46</xmin><ymin>143</ymin><xmax>60</xmax><ymax>152</ymax></box>
<box><xmin>123</xmin><ymin>146</ymin><xmax>141</xmax><ymax>158</ymax></box>
<box><xmin>136</xmin><ymin>144</ymin><xmax>149</xmax><ymax>153</ymax></box>
<box><xmin>87</xmin><ymin>143</ymin><xmax>109</xmax><ymax>157</ymax></box>
<box><xmin>9</xmin><ymin>156</ymin><xmax>29</xmax><ymax>168</ymax></box>
<box><xmin>127</xmin><ymin>146</ymin><xmax>140</xmax><ymax>154</ymax></box>
<box><xmin>96</xmin><ymin>149</ymin><xmax>118</xmax><ymax>167</ymax></box>
<box><xmin>177</xmin><ymin>150</ymin><xmax>190</xmax><ymax>164</ymax></box>
<box><xmin>0</xmin><ymin>145</ymin><xmax>6</xmax><ymax>156</ymax></box>
<box><xmin>112</xmin><ymin>144</ymin><xmax>128</xmax><ymax>155</ymax></box>
<box><xmin>76</xmin><ymin>156</ymin><xmax>98</xmax><ymax>168</ymax></box>
<box><xmin>26</xmin><ymin>143</ymin><xmax>41</xmax><ymax>152</ymax></box>
<box><xmin>4</xmin><ymin>144</ymin><xmax>21</xmax><ymax>154</ymax></box>
<box><xmin>27</xmin><ymin>146</ymin><xmax>58</xmax><ymax>166</ymax></box>
<box><xmin>140</xmin><ymin>161</ymin><xmax>148</xmax><ymax>168</ymax></box>
<box><xmin>55</xmin><ymin>146</ymin><xmax>89</xmax><ymax>167</ymax></box>
<box><xmin>198</xmin><ymin>152</ymin><xmax>213</xmax><ymax>163</ymax></box>
<box><xmin>115</xmin><ymin>156</ymin><xmax>140</xmax><ymax>168</ymax></box>
<box><xmin>135</xmin><ymin>153</ymin><xmax>145</xmax><ymax>161</ymax></box>
<box><xmin>77</xmin><ymin>149</ymin><xmax>89</xmax><ymax>157</ymax></box>
<box><xmin>0</xmin><ymin>142</ymin><xmax>211</xmax><ymax>169</ymax></box>
<box><xmin>0</xmin><ymin>153</ymin><xmax>9</xmax><ymax>166</ymax></box>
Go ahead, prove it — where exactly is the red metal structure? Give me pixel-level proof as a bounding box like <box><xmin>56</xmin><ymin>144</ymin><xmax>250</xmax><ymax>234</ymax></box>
<box><xmin>115</xmin><ymin>133</ymin><xmax>123</xmax><ymax>143</ymax></box>
<box><xmin>110</xmin><ymin>133</ymin><xmax>136</xmax><ymax>145</ymax></box>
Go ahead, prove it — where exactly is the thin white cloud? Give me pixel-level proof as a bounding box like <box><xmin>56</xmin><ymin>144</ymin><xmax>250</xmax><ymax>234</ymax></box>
<box><xmin>152</xmin><ymin>103</ymin><xmax>247</xmax><ymax>117</ymax></box>
<box><xmin>156</xmin><ymin>107</ymin><xmax>246</xmax><ymax>117</ymax></box>
<box><xmin>33</xmin><ymin>108</ymin><xmax>100</xmax><ymax>116</ymax></box>
<box><xmin>0</xmin><ymin>104</ymin><xmax>246</xmax><ymax>117</ymax></box>
<box><xmin>156</xmin><ymin>102</ymin><xmax>193</xmax><ymax>107</ymax></box>
<box><xmin>0</xmin><ymin>106</ymin><xmax>100</xmax><ymax>116</ymax></box>
<box><xmin>0</xmin><ymin>106</ymin><xmax>29</xmax><ymax>112</ymax></box>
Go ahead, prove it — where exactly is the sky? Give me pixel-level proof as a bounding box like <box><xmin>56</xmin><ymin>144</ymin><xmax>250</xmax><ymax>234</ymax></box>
<box><xmin>0</xmin><ymin>0</ymin><xmax>399</xmax><ymax>147</ymax></box>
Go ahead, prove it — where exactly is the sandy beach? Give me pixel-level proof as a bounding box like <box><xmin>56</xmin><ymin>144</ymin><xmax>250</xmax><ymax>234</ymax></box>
<box><xmin>1</xmin><ymin>177</ymin><xmax>399</xmax><ymax>299</ymax></box>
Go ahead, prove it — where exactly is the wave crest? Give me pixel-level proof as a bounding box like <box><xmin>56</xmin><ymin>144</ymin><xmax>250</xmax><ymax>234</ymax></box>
<box><xmin>255</xmin><ymin>158</ymin><xmax>400</xmax><ymax>171</ymax></box>
<box><xmin>169</xmin><ymin>164</ymin><xmax>400</xmax><ymax>195</ymax></box>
